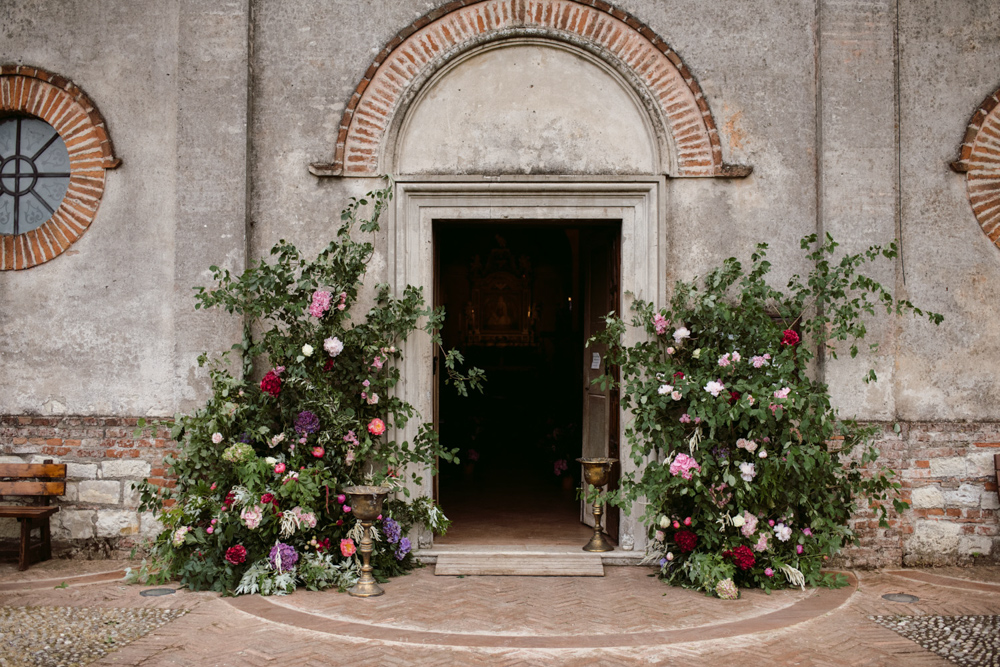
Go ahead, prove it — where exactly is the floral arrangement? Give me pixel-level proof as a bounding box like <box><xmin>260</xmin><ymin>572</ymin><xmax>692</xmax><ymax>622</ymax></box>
<box><xmin>130</xmin><ymin>182</ymin><xmax>478</xmax><ymax>595</ymax></box>
<box><xmin>592</xmin><ymin>235</ymin><xmax>941</xmax><ymax>596</ymax></box>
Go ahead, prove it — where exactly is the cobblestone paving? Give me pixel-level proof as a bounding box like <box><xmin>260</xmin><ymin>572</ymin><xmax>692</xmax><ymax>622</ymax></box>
<box><xmin>872</xmin><ymin>616</ymin><xmax>1000</xmax><ymax>667</ymax></box>
<box><xmin>0</xmin><ymin>606</ymin><xmax>186</xmax><ymax>667</ymax></box>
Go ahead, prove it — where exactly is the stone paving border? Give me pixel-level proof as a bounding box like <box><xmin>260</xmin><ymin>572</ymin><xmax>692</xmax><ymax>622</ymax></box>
<box><xmin>884</xmin><ymin>570</ymin><xmax>1000</xmax><ymax>595</ymax></box>
<box><xmin>224</xmin><ymin>573</ymin><xmax>858</xmax><ymax>649</ymax></box>
<box><xmin>0</xmin><ymin>568</ymin><xmax>126</xmax><ymax>592</ymax></box>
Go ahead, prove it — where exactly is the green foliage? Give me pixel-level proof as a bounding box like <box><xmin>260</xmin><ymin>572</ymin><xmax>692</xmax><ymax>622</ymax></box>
<box><xmin>592</xmin><ymin>235</ymin><xmax>941</xmax><ymax>595</ymax></box>
<box><xmin>134</xmin><ymin>180</ymin><xmax>481</xmax><ymax>596</ymax></box>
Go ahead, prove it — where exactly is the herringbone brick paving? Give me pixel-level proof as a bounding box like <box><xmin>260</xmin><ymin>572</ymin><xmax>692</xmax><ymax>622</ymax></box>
<box><xmin>0</xmin><ymin>560</ymin><xmax>995</xmax><ymax>666</ymax></box>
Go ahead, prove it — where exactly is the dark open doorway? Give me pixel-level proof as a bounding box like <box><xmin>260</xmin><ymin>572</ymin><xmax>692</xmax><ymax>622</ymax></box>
<box><xmin>433</xmin><ymin>221</ymin><xmax>620</xmax><ymax>546</ymax></box>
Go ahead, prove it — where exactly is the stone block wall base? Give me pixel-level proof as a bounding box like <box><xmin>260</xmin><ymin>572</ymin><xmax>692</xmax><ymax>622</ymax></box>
<box><xmin>2</xmin><ymin>416</ymin><xmax>999</xmax><ymax>566</ymax></box>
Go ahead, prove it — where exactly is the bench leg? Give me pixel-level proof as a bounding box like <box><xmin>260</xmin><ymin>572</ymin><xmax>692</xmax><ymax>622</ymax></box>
<box><xmin>18</xmin><ymin>519</ymin><xmax>30</xmax><ymax>571</ymax></box>
<box><xmin>40</xmin><ymin>517</ymin><xmax>51</xmax><ymax>562</ymax></box>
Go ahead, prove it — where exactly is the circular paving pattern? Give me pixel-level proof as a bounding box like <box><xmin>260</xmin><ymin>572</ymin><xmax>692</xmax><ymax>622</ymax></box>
<box><xmin>225</xmin><ymin>567</ymin><xmax>858</xmax><ymax>649</ymax></box>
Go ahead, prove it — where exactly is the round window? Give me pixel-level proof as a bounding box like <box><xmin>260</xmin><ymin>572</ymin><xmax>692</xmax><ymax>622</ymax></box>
<box><xmin>0</xmin><ymin>117</ymin><xmax>71</xmax><ymax>236</ymax></box>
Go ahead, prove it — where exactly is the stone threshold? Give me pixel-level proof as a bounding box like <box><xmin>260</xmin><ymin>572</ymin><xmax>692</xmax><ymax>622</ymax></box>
<box><xmin>414</xmin><ymin>544</ymin><xmax>647</xmax><ymax>566</ymax></box>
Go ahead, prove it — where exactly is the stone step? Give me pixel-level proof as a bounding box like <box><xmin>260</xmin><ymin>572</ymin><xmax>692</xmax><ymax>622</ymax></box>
<box><xmin>434</xmin><ymin>551</ymin><xmax>605</xmax><ymax>576</ymax></box>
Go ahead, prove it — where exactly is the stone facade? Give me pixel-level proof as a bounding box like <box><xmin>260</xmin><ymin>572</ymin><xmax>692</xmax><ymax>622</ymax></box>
<box><xmin>1</xmin><ymin>0</ymin><xmax>999</xmax><ymax>563</ymax></box>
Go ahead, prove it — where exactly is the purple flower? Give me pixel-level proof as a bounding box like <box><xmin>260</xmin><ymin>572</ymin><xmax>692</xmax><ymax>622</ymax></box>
<box><xmin>294</xmin><ymin>411</ymin><xmax>320</xmax><ymax>435</ymax></box>
<box><xmin>383</xmin><ymin>518</ymin><xmax>402</xmax><ymax>544</ymax></box>
<box><xmin>269</xmin><ymin>542</ymin><xmax>299</xmax><ymax>572</ymax></box>
<box><xmin>395</xmin><ymin>537</ymin><xmax>411</xmax><ymax>560</ymax></box>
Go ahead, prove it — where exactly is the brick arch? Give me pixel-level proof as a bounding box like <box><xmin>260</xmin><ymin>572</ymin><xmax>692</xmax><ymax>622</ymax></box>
<box><xmin>951</xmin><ymin>86</ymin><xmax>1000</xmax><ymax>248</ymax></box>
<box><xmin>310</xmin><ymin>0</ymin><xmax>750</xmax><ymax>179</ymax></box>
<box><xmin>0</xmin><ymin>65</ymin><xmax>120</xmax><ymax>270</ymax></box>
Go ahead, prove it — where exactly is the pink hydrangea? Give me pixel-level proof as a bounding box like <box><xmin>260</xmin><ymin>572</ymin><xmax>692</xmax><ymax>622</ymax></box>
<box><xmin>308</xmin><ymin>290</ymin><xmax>333</xmax><ymax>318</ymax></box>
<box><xmin>669</xmin><ymin>453</ymin><xmax>701</xmax><ymax>480</ymax></box>
<box><xmin>653</xmin><ymin>313</ymin><xmax>669</xmax><ymax>335</ymax></box>
<box><xmin>740</xmin><ymin>512</ymin><xmax>759</xmax><ymax>537</ymax></box>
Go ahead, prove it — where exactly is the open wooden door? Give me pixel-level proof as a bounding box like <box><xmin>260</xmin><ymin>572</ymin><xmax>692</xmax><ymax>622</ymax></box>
<box><xmin>580</xmin><ymin>227</ymin><xmax>620</xmax><ymax>540</ymax></box>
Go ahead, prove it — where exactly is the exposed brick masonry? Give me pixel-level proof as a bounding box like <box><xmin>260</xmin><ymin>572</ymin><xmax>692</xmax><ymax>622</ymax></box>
<box><xmin>2</xmin><ymin>416</ymin><xmax>996</xmax><ymax>564</ymax></box>
<box><xmin>312</xmin><ymin>0</ymin><xmax>752</xmax><ymax>179</ymax></box>
<box><xmin>0</xmin><ymin>416</ymin><xmax>175</xmax><ymax>554</ymax></box>
<box><xmin>951</xmin><ymin>86</ymin><xmax>1000</xmax><ymax>248</ymax></box>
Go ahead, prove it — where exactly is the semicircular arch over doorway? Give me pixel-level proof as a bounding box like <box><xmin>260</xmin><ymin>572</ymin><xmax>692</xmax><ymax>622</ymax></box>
<box><xmin>310</xmin><ymin>0</ymin><xmax>751</xmax><ymax>179</ymax></box>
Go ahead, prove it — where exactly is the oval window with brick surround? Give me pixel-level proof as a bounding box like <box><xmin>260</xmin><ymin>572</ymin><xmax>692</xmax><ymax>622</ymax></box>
<box><xmin>0</xmin><ymin>65</ymin><xmax>120</xmax><ymax>270</ymax></box>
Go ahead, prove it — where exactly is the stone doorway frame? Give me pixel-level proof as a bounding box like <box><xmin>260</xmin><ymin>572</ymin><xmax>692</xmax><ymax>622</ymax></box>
<box><xmin>391</xmin><ymin>176</ymin><xmax>664</xmax><ymax>554</ymax></box>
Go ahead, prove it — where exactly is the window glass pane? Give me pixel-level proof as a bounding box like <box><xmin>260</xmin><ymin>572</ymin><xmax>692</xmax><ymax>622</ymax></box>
<box><xmin>36</xmin><ymin>176</ymin><xmax>70</xmax><ymax>210</ymax></box>
<box><xmin>19</xmin><ymin>118</ymin><xmax>57</xmax><ymax>159</ymax></box>
<box><xmin>0</xmin><ymin>194</ymin><xmax>12</xmax><ymax>235</ymax></box>
<box><xmin>0</xmin><ymin>122</ymin><xmax>15</xmax><ymax>159</ymax></box>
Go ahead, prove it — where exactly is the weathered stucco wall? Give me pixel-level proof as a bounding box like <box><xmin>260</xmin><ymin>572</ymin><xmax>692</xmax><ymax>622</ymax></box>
<box><xmin>0</xmin><ymin>0</ymin><xmax>997</xmax><ymax>562</ymax></box>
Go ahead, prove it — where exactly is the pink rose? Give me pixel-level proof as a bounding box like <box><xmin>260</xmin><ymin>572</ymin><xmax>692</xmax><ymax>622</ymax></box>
<box><xmin>368</xmin><ymin>418</ymin><xmax>386</xmax><ymax>436</ymax></box>
<box><xmin>274</xmin><ymin>463</ymin><xmax>286</xmax><ymax>474</ymax></box>
<box><xmin>312</xmin><ymin>446</ymin><xmax>325</xmax><ymax>458</ymax></box>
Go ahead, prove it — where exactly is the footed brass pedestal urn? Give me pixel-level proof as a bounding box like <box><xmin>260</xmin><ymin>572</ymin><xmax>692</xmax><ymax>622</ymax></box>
<box><xmin>577</xmin><ymin>457</ymin><xmax>617</xmax><ymax>552</ymax></box>
<box><xmin>342</xmin><ymin>485</ymin><xmax>391</xmax><ymax>597</ymax></box>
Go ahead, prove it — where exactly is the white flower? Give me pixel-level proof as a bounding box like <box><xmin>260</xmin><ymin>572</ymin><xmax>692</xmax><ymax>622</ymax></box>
<box><xmin>731</xmin><ymin>514</ymin><xmax>745</xmax><ymax>528</ymax></box>
<box><xmin>739</xmin><ymin>462</ymin><xmax>756</xmax><ymax>482</ymax></box>
<box><xmin>659</xmin><ymin>515</ymin><xmax>670</xmax><ymax>529</ymax></box>
<box><xmin>759</xmin><ymin>450</ymin><xmax>768</xmax><ymax>459</ymax></box>
<box><xmin>302</xmin><ymin>344</ymin><xmax>314</xmax><ymax>357</ymax></box>
<box><xmin>211</xmin><ymin>432</ymin><xmax>223</xmax><ymax>444</ymax></box>
<box><xmin>323</xmin><ymin>336</ymin><xmax>344</xmax><ymax>357</ymax></box>
<box><xmin>265</xmin><ymin>457</ymin><xmax>276</xmax><ymax>466</ymax></box>
<box><xmin>774</xmin><ymin>523</ymin><xmax>793</xmax><ymax>542</ymax></box>
<box><xmin>672</xmin><ymin>327</ymin><xmax>691</xmax><ymax>343</ymax></box>
<box><xmin>658</xmin><ymin>384</ymin><xmax>673</xmax><ymax>395</ymax></box>
<box><xmin>704</xmin><ymin>381</ymin><xmax>726</xmax><ymax>397</ymax></box>
<box><xmin>671</xmin><ymin>391</ymin><xmax>682</xmax><ymax>401</ymax></box>
<box><xmin>692</xmin><ymin>348</ymin><xmax>701</xmax><ymax>359</ymax></box>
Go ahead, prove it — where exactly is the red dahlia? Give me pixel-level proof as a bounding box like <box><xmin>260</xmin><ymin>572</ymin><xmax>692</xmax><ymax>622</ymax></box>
<box><xmin>225</xmin><ymin>544</ymin><xmax>247</xmax><ymax>565</ymax></box>
<box><xmin>674</xmin><ymin>530</ymin><xmax>698</xmax><ymax>553</ymax></box>
<box><xmin>722</xmin><ymin>545</ymin><xmax>756</xmax><ymax>571</ymax></box>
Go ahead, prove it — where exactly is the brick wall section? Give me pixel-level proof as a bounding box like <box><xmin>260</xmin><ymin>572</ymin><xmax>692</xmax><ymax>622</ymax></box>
<box><xmin>835</xmin><ymin>422</ymin><xmax>1000</xmax><ymax>568</ymax></box>
<box><xmin>951</xmin><ymin>86</ymin><xmax>1000</xmax><ymax>248</ymax></box>
<box><xmin>0</xmin><ymin>416</ymin><xmax>176</xmax><ymax>554</ymax></box>
<box><xmin>0</xmin><ymin>65</ymin><xmax>120</xmax><ymax>271</ymax></box>
<box><xmin>317</xmin><ymin>0</ymin><xmax>751</xmax><ymax>179</ymax></box>
<box><xmin>2</xmin><ymin>416</ymin><xmax>997</xmax><ymax>564</ymax></box>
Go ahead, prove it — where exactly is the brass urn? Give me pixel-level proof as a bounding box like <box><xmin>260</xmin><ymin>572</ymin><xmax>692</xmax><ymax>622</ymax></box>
<box><xmin>342</xmin><ymin>485</ymin><xmax>391</xmax><ymax>597</ymax></box>
<box><xmin>577</xmin><ymin>457</ymin><xmax>618</xmax><ymax>552</ymax></box>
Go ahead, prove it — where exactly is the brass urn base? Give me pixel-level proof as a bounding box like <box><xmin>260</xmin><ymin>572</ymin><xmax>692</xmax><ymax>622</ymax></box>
<box><xmin>347</xmin><ymin>575</ymin><xmax>385</xmax><ymax>598</ymax></box>
<box><xmin>582</xmin><ymin>530</ymin><xmax>615</xmax><ymax>553</ymax></box>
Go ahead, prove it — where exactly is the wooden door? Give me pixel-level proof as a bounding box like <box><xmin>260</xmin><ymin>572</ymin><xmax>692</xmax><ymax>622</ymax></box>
<box><xmin>580</xmin><ymin>228</ymin><xmax>620</xmax><ymax>540</ymax></box>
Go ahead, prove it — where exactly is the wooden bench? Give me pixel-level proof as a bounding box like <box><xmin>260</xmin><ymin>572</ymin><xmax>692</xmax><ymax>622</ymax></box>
<box><xmin>0</xmin><ymin>461</ymin><xmax>66</xmax><ymax>571</ymax></box>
